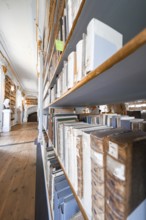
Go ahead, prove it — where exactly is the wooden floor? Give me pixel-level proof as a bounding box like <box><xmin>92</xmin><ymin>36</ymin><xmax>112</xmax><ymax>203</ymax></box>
<box><xmin>0</xmin><ymin>122</ymin><xmax>38</xmax><ymax>220</ymax></box>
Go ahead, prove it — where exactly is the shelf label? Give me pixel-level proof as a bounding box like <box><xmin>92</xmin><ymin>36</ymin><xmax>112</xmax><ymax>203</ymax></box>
<box><xmin>55</xmin><ymin>39</ymin><xmax>64</xmax><ymax>51</ymax></box>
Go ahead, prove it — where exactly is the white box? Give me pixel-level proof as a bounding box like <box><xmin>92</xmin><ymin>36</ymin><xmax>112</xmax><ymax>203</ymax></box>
<box><xmin>85</xmin><ymin>18</ymin><xmax>123</xmax><ymax>73</ymax></box>
<box><xmin>67</xmin><ymin>51</ymin><xmax>76</xmax><ymax>89</ymax></box>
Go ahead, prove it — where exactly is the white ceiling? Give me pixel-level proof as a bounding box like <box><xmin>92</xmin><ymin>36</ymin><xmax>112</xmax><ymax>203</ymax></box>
<box><xmin>0</xmin><ymin>0</ymin><xmax>37</xmax><ymax>96</ymax></box>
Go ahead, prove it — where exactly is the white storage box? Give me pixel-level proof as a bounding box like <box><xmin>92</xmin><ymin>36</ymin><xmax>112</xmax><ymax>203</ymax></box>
<box><xmin>85</xmin><ymin>18</ymin><xmax>123</xmax><ymax>73</ymax></box>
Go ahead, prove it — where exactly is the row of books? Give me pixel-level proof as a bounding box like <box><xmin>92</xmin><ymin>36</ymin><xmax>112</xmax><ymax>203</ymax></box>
<box><xmin>57</xmin><ymin>0</ymin><xmax>82</xmax><ymax>44</ymax></box>
<box><xmin>46</xmin><ymin>147</ymin><xmax>84</xmax><ymax>220</ymax></box>
<box><xmin>53</xmin><ymin>114</ymin><xmax>146</xmax><ymax>220</ymax></box>
<box><xmin>44</xmin><ymin>0</ymin><xmax>82</xmax><ymax>89</ymax></box>
<box><xmin>78</xmin><ymin>113</ymin><xmax>146</xmax><ymax>131</ymax></box>
<box><xmin>47</xmin><ymin>17</ymin><xmax>123</xmax><ymax>103</ymax></box>
<box><xmin>46</xmin><ymin>112</ymin><xmax>146</xmax><ymax>147</ymax></box>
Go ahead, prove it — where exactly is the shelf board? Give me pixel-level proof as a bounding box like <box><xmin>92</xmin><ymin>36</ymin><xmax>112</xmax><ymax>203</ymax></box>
<box><xmin>47</xmin><ymin>0</ymin><xmax>146</xmax><ymax>90</ymax></box>
<box><xmin>54</xmin><ymin>149</ymin><xmax>88</xmax><ymax>220</ymax></box>
<box><xmin>49</xmin><ymin>29</ymin><xmax>146</xmax><ymax>107</ymax></box>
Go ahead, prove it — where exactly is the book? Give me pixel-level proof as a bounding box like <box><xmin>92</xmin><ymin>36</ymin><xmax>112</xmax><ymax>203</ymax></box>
<box><xmin>72</xmin><ymin>125</ymin><xmax>108</xmax><ymax>196</ymax></box>
<box><xmin>67</xmin><ymin>0</ymin><xmax>73</xmax><ymax>33</ymax></box>
<box><xmin>90</xmin><ymin>128</ymin><xmax>128</xmax><ymax>219</ymax></box>
<box><xmin>76</xmin><ymin>39</ymin><xmax>83</xmax><ymax>82</ymax></box>
<box><xmin>59</xmin><ymin>194</ymin><xmax>80</xmax><ymax>220</ymax></box>
<box><xmin>67</xmin><ymin>51</ymin><xmax>77</xmax><ymax>89</ymax></box>
<box><xmin>85</xmin><ymin>18</ymin><xmax>123</xmax><ymax>73</ymax></box>
<box><xmin>106</xmin><ymin>131</ymin><xmax>146</xmax><ymax>220</ymax></box>
<box><xmin>82</xmin><ymin>126</ymin><xmax>110</xmax><ymax>219</ymax></box>
<box><xmin>62</xmin><ymin>61</ymin><xmax>68</xmax><ymax>94</ymax></box>
<box><xmin>53</xmin><ymin>115</ymin><xmax>78</xmax><ymax>151</ymax></box>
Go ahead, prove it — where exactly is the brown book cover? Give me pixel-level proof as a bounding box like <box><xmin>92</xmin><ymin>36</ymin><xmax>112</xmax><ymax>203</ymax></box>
<box><xmin>105</xmin><ymin>131</ymin><xmax>146</xmax><ymax>219</ymax></box>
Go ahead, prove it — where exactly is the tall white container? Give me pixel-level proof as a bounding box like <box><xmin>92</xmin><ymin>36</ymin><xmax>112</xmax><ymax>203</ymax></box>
<box><xmin>85</xmin><ymin>18</ymin><xmax>123</xmax><ymax>73</ymax></box>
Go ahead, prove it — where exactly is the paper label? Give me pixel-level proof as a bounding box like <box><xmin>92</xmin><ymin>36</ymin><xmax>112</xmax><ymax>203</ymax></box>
<box><xmin>108</xmin><ymin>141</ymin><xmax>118</xmax><ymax>159</ymax></box>
<box><xmin>107</xmin><ymin>155</ymin><xmax>125</xmax><ymax>181</ymax></box>
<box><xmin>91</xmin><ymin>150</ymin><xmax>103</xmax><ymax>167</ymax></box>
<box><xmin>55</xmin><ymin>39</ymin><xmax>64</xmax><ymax>51</ymax></box>
<box><xmin>113</xmin><ymin>164</ymin><xmax>125</xmax><ymax>181</ymax></box>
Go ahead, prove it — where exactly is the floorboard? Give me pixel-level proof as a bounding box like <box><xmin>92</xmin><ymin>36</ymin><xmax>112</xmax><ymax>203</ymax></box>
<box><xmin>0</xmin><ymin>123</ymin><xmax>38</xmax><ymax>220</ymax></box>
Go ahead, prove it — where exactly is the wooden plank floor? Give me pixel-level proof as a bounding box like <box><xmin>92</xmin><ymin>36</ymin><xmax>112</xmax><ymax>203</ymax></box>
<box><xmin>0</xmin><ymin>122</ymin><xmax>38</xmax><ymax>220</ymax></box>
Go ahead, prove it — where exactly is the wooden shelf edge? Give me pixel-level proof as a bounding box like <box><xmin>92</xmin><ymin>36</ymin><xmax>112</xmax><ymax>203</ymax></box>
<box><xmin>54</xmin><ymin>149</ymin><xmax>89</xmax><ymax>220</ymax></box>
<box><xmin>43</xmin><ymin>0</ymin><xmax>86</xmax><ymax>89</ymax></box>
<box><xmin>48</xmin><ymin>29</ymin><xmax>146</xmax><ymax>107</ymax></box>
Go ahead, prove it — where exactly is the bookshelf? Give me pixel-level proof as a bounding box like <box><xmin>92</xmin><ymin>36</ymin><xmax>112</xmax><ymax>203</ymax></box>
<box><xmin>49</xmin><ymin>30</ymin><xmax>146</xmax><ymax>107</ymax></box>
<box><xmin>5</xmin><ymin>75</ymin><xmax>16</xmax><ymax>124</ymax></box>
<box><xmin>42</xmin><ymin>0</ymin><xmax>146</xmax><ymax>219</ymax></box>
<box><xmin>43</xmin><ymin>0</ymin><xmax>146</xmax><ymax>100</ymax></box>
<box><xmin>25</xmin><ymin>98</ymin><xmax>38</xmax><ymax>106</ymax></box>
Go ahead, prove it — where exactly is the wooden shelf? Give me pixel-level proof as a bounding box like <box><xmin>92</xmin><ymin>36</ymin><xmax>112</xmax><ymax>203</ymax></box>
<box><xmin>46</xmin><ymin>0</ymin><xmax>146</xmax><ymax>90</ymax></box>
<box><xmin>53</xmin><ymin>148</ymin><xmax>88</xmax><ymax>220</ymax></box>
<box><xmin>49</xmin><ymin>29</ymin><xmax>146</xmax><ymax>107</ymax></box>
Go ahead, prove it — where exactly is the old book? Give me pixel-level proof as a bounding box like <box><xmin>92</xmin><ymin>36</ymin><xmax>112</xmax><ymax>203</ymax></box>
<box><xmin>62</xmin><ymin>61</ymin><xmax>68</xmax><ymax>94</ymax></box>
<box><xmin>106</xmin><ymin>131</ymin><xmax>146</xmax><ymax>220</ymax></box>
<box><xmin>85</xmin><ymin>18</ymin><xmax>123</xmax><ymax>73</ymax></box>
<box><xmin>130</xmin><ymin>119</ymin><xmax>144</xmax><ymax>131</ymax></box>
<box><xmin>81</xmin><ymin>126</ymin><xmax>110</xmax><ymax>219</ymax></box>
<box><xmin>67</xmin><ymin>51</ymin><xmax>77</xmax><ymax>89</ymax></box>
<box><xmin>56</xmin><ymin>75</ymin><xmax>61</xmax><ymax>98</ymax></box>
<box><xmin>51</xmin><ymin>172</ymin><xmax>64</xmax><ymax>213</ymax></box>
<box><xmin>117</xmin><ymin>116</ymin><xmax>135</xmax><ymax>128</ymax></box>
<box><xmin>90</xmin><ymin>128</ymin><xmax>127</xmax><ymax>219</ymax></box>
<box><xmin>76</xmin><ymin>39</ymin><xmax>83</xmax><ymax>82</ymax></box>
<box><xmin>54</xmin><ymin>186</ymin><xmax>72</xmax><ymax>220</ymax></box>
<box><xmin>59</xmin><ymin>194</ymin><xmax>80</xmax><ymax>220</ymax></box>
<box><xmin>67</xmin><ymin>0</ymin><xmax>73</xmax><ymax>33</ymax></box>
<box><xmin>66</xmin><ymin>123</ymin><xmax>93</xmax><ymax>182</ymax></box>
<box><xmin>53</xmin><ymin>115</ymin><xmax>78</xmax><ymax>153</ymax></box>
<box><xmin>82</xmin><ymin>33</ymin><xmax>87</xmax><ymax>78</ymax></box>
<box><xmin>121</xmin><ymin>118</ymin><xmax>144</xmax><ymax>131</ymax></box>
<box><xmin>57</xmin><ymin>120</ymin><xmax>78</xmax><ymax>164</ymax></box>
<box><xmin>72</xmin><ymin>125</ymin><xmax>106</xmax><ymax>194</ymax></box>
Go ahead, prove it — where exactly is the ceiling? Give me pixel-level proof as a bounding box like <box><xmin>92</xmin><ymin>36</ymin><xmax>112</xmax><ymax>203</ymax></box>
<box><xmin>0</xmin><ymin>0</ymin><xmax>38</xmax><ymax>96</ymax></box>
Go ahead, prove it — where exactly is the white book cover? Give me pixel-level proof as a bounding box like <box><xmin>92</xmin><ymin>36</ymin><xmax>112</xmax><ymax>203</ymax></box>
<box><xmin>82</xmin><ymin>126</ymin><xmax>109</xmax><ymax>219</ymax></box>
<box><xmin>67</xmin><ymin>51</ymin><xmax>76</xmax><ymax>89</ymax></box>
<box><xmin>82</xmin><ymin>33</ymin><xmax>87</xmax><ymax>78</ymax></box>
<box><xmin>51</xmin><ymin>171</ymin><xmax>64</xmax><ymax>214</ymax></box>
<box><xmin>54</xmin><ymin>115</ymin><xmax>77</xmax><ymax>151</ymax></box>
<box><xmin>69</xmin><ymin>123</ymin><xmax>96</xmax><ymax>188</ymax></box>
<box><xmin>64</xmin><ymin>122</ymin><xmax>86</xmax><ymax>175</ymax></box>
<box><xmin>107</xmin><ymin>114</ymin><xmax>117</xmax><ymax>127</ymax></box>
<box><xmin>56</xmin><ymin>75</ymin><xmax>61</xmax><ymax>98</ymax></box>
<box><xmin>62</xmin><ymin>61</ymin><xmax>68</xmax><ymax>94</ymax></box>
<box><xmin>66</xmin><ymin>123</ymin><xmax>87</xmax><ymax>181</ymax></box>
<box><xmin>72</xmin><ymin>125</ymin><xmax>108</xmax><ymax>194</ymax></box>
<box><xmin>67</xmin><ymin>0</ymin><xmax>73</xmax><ymax>33</ymax></box>
<box><xmin>85</xmin><ymin>18</ymin><xmax>123</xmax><ymax>73</ymax></box>
<box><xmin>72</xmin><ymin>0</ymin><xmax>81</xmax><ymax>22</ymax></box>
<box><xmin>76</xmin><ymin>39</ymin><xmax>83</xmax><ymax>82</ymax></box>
